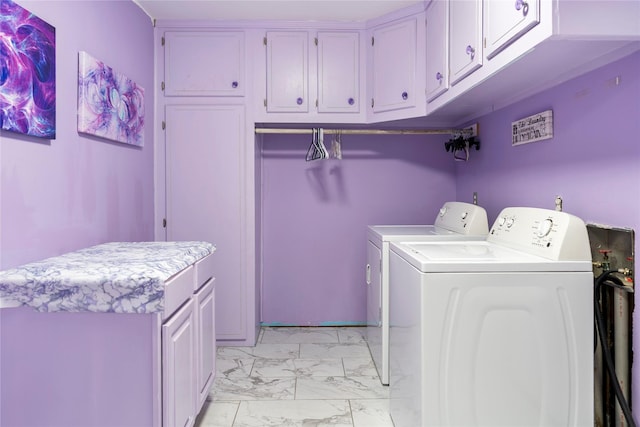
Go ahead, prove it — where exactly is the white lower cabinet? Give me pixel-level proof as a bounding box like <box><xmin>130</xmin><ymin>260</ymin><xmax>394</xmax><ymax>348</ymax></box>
<box><xmin>163</xmin><ymin>299</ymin><xmax>197</xmax><ymax>427</ymax></box>
<box><xmin>162</xmin><ymin>255</ymin><xmax>216</xmax><ymax>427</ymax></box>
<box><xmin>195</xmin><ymin>279</ymin><xmax>216</xmax><ymax>409</ymax></box>
<box><xmin>0</xmin><ymin>252</ymin><xmax>216</xmax><ymax>427</ymax></box>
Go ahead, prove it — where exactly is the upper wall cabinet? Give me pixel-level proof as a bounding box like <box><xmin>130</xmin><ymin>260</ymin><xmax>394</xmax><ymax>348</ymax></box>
<box><xmin>317</xmin><ymin>31</ymin><xmax>361</xmax><ymax>114</ymax></box>
<box><xmin>260</xmin><ymin>29</ymin><xmax>365</xmax><ymax>122</ymax></box>
<box><xmin>449</xmin><ymin>0</ymin><xmax>483</xmax><ymax>86</ymax></box>
<box><xmin>163</xmin><ymin>31</ymin><xmax>245</xmax><ymax>97</ymax></box>
<box><xmin>484</xmin><ymin>0</ymin><xmax>540</xmax><ymax>59</ymax></box>
<box><xmin>370</xmin><ymin>16</ymin><xmax>417</xmax><ymax>113</ymax></box>
<box><xmin>425</xmin><ymin>0</ymin><xmax>640</xmax><ymax>122</ymax></box>
<box><xmin>425</xmin><ymin>0</ymin><xmax>449</xmax><ymax>102</ymax></box>
<box><xmin>368</xmin><ymin>11</ymin><xmax>426</xmax><ymax>121</ymax></box>
<box><xmin>265</xmin><ymin>31</ymin><xmax>309</xmax><ymax>113</ymax></box>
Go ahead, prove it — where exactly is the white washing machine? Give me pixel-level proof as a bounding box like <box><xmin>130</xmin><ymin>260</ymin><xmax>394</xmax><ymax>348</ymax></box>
<box><xmin>388</xmin><ymin>207</ymin><xmax>594</xmax><ymax>427</ymax></box>
<box><xmin>366</xmin><ymin>201</ymin><xmax>488</xmax><ymax>385</ymax></box>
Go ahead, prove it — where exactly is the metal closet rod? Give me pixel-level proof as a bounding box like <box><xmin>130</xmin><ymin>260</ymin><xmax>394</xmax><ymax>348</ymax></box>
<box><xmin>254</xmin><ymin>127</ymin><xmax>474</xmax><ymax>136</ymax></box>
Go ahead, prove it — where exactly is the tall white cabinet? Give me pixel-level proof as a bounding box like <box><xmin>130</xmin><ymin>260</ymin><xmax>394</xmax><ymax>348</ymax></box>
<box><xmin>157</xmin><ymin>29</ymin><xmax>258</xmax><ymax>346</ymax></box>
<box><xmin>164</xmin><ymin>104</ymin><xmax>249</xmax><ymax>342</ymax></box>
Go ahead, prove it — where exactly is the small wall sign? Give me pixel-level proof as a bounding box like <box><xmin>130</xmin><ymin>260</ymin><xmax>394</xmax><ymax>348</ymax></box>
<box><xmin>512</xmin><ymin>110</ymin><xmax>553</xmax><ymax>146</ymax></box>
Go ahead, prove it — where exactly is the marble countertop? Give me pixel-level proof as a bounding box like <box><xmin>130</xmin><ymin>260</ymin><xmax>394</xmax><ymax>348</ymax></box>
<box><xmin>0</xmin><ymin>241</ymin><xmax>215</xmax><ymax>313</ymax></box>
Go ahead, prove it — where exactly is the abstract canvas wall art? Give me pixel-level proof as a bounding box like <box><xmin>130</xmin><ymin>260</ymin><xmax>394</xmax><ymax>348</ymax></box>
<box><xmin>0</xmin><ymin>0</ymin><xmax>56</xmax><ymax>139</ymax></box>
<box><xmin>77</xmin><ymin>51</ymin><xmax>145</xmax><ymax>146</ymax></box>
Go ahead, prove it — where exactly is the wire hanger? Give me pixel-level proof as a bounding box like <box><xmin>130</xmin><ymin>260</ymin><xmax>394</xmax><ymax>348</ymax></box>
<box><xmin>305</xmin><ymin>128</ymin><xmax>329</xmax><ymax>161</ymax></box>
<box><xmin>330</xmin><ymin>129</ymin><xmax>342</xmax><ymax>160</ymax></box>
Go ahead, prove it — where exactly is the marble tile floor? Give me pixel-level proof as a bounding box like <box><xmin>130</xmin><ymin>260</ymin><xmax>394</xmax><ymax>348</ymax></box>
<box><xmin>195</xmin><ymin>326</ymin><xmax>394</xmax><ymax>427</ymax></box>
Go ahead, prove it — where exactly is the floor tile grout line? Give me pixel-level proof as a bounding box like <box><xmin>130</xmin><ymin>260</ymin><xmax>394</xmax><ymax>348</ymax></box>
<box><xmin>230</xmin><ymin>401</ymin><xmax>240</xmax><ymax>427</ymax></box>
<box><xmin>348</xmin><ymin>399</ymin><xmax>355</xmax><ymax>427</ymax></box>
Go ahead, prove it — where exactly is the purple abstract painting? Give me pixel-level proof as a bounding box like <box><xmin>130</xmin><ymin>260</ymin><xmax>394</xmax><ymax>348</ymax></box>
<box><xmin>0</xmin><ymin>0</ymin><xmax>56</xmax><ymax>139</ymax></box>
<box><xmin>77</xmin><ymin>51</ymin><xmax>145</xmax><ymax>146</ymax></box>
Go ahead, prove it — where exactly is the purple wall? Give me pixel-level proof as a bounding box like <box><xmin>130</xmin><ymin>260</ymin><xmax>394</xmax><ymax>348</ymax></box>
<box><xmin>0</xmin><ymin>1</ymin><xmax>155</xmax><ymax>270</ymax></box>
<box><xmin>260</xmin><ymin>133</ymin><xmax>457</xmax><ymax>325</ymax></box>
<box><xmin>0</xmin><ymin>1</ymin><xmax>154</xmax><ymax>424</ymax></box>
<box><xmin>455</xmin><ymin>51</ymin><xmax>640</xmax><ymax>416</ymax></box>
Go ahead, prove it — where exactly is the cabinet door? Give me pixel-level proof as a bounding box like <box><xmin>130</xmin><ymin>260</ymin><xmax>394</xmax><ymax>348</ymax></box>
<box><xmin>163</xmin><ymin>299</ymin><xmax>196</xmax><ymax>427</ymax></box>
<box><xmin>266</xmin><ymin>31</ymin><xmax>308</xmax><ymax>112</ymax></box>
<box><xmin>484</xmin><ymin>0</ymin><xmax>540</xmax><ymax>59</ymax></box>
<box><xmin>195</xmin><ymin>279</ymin><xmax>215</xmax><ymax>410</ymax></box>
<box><xmin>165</xmin><ymin>104</ymin><xmax>246</xmax><ymax>341</ymax></box>
<box><xmin>449</xmin><ymin>0</ymin><xmax>483</xmax><ymax>85</ymax></box>
<box><xmin>164</xmin><ymin>31</ymin><xmax>244</xmax><ymax>96</ymax></box>
<box><xmin>425</xmin><ymin>0</ymin><xmax>449</xmax><ymax>102</ymax></box>
<box><xmin>317</xmin><ymin>31</ymin><xmax>360</xmax><ymax>113</ymax></box>
<box><xmin>371</xmin><ymin>17</ymin><xmax>417</xmax><ymax>113</ymax></box>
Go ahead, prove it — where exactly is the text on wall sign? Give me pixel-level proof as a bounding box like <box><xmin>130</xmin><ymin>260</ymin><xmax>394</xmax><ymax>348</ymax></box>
<box><xmin>512</xmin><ymin>110</ymin><xmax>553</xmax><ymax>146</ymax></box>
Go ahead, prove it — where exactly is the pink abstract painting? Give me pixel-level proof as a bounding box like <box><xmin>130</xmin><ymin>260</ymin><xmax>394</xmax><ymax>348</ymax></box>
<box><xmin>77</xmin><ymin>51</ymin><xmax>144</xmax><ymax>146</ymax></box>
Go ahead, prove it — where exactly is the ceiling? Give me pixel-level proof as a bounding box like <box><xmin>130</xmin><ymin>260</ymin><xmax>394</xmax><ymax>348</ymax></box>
<box><xmin>133</xmin><ymin>0</ymin><xmax>423</xmax><ymax>22</ymax></box>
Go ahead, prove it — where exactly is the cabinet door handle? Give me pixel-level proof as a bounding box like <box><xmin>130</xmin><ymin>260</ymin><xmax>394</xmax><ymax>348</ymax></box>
<box><xmin>348</xmin><ymin>97</ymin><xmax>355</xmax><ymax>106</ymax></box>
<box><xmin>296</xmin><ymin>97</ymin><xmax>303</xmax><ymax>105</ymax></box>
<box><xmin>401</xmin><ymin>91</ymin><xmax>408</xmax><ymax>100</ymax></box>
<box><xmin>436</xmin><ymin>72</ymin><xmax>443</xmax><ymax>83</ymax></box>
<box><xmin>466</xmin><ymin>45</ymin><xmax>476</xmax><ymax>60</ymax></box>
<box><xmin>515</xmin><ymin>0</ymin><xmax>529</xmax><ymax>16</ymax></box>
<box><xmin>231</xmin><ymin>81</ymin><xmax>238</xmax><ymax>88</ymax></box>
<box><xmin>366</xmin><ymin>264</ymin><xmax>371</xmax><ymax>285</ymax></box>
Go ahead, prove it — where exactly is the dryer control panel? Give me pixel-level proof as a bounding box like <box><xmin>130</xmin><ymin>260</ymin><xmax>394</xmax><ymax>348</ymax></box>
<box><xmin>434</xmin><ymin>201</ymin><xmax>489</xmax><ymax>235</ymax></box>
<box><xmin>488</xmin><ymin>207</ymin><xmax>591</xmax><ymax>261</ymax></box>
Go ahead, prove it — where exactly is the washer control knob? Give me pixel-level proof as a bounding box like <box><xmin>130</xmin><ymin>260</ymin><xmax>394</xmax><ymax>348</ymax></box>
<box><xmin>506</xmin><ymin>217</ymin><xmax>515</xmax><ymax>228</ymax></box>
<box><xmin>439</xmin><ymin>207</ymin><xmax>448</xmax><ymax>217</ymax></box>
<box><xmin>461</xmin><ymin>212</ymin><xmax>468</xmax><ymax>220</ymax></box>
<box><xmin>537</xmin><ymin>219</ymin><xmax>553</xmax><ymax>237</ymax></box>
<box><xmin>497</xmin><ymin>216</ymin><xmax>506</xmax><ymax>227</ymax></box>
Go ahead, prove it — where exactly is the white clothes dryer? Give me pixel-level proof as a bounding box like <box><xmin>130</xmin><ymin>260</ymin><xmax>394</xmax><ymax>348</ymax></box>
<box><xmin>366</xmin><ymin>201</ymin><xmax>488</xmax><ymax>385</ymax></box>
<box><xmin>389</xmin><ymin>207</ymin><xmax>593</xmax><ymax>427</ymax></box>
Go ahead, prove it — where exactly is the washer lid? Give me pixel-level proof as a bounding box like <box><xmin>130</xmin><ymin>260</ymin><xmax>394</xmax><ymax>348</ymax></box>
<box><xmin>390</xmin><ymin>241</ymin><xmax>592</xmax><ymax>272</ymax></box>
<box><xmin>367</xmin><ymin>225</ymin><xmax>488</xmax><ymax>245</ymax></box>
<box><xmin>369</xmin><ymin>225</ymin><xmax>449</xmax><ymax>240</ymax></box>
